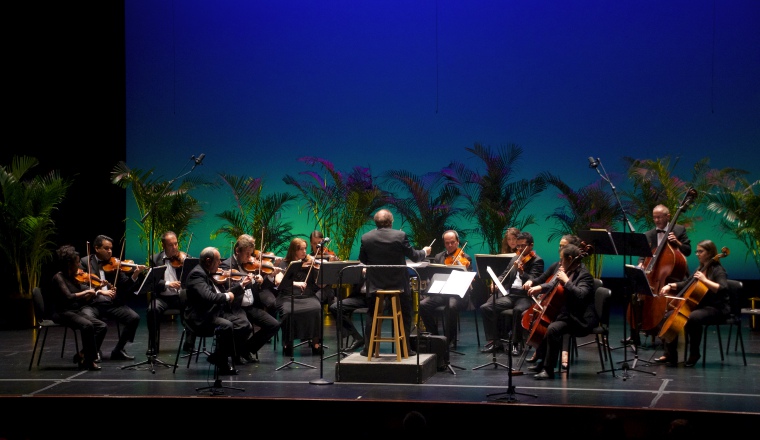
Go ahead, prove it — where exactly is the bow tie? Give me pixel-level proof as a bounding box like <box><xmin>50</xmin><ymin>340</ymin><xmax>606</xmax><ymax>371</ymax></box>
<box><xmin>656</xmin><ymin>229</ymin><xmax>666</xmax><ymax>234</ymax></box>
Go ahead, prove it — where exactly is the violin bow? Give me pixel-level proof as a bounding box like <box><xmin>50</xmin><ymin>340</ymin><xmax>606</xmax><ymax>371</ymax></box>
<box><xmin>499</xmin><ymin>245</ymin><xmax>530</xmax><ymax>284</ymax></box>
<box><xmin>185</xmin><ymin>232</ymin><xmax>194</xmax><ymax>257</ymax></box>
<box><xmin>86</xmin><ymin>241</ymin><xmax>93</xmax><ymax>290</ymax></box>
<box><xmin>453</xmin><ymin>242</ymin><xmax>468</xmax><ymax>265</ymax></box>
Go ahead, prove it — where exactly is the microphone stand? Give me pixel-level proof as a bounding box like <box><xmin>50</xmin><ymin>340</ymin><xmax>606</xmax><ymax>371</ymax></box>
<box><xmin>310</xmin><ymin>245</ymin><xmax>333</xmax><ymax>385</ymax></box>
<box><xmin>590</xmin><ymin>157</ymin><xmax>655</xmax><ymax>380</ymax></box>
<box><xmin>122</xmin><ymin>157</ymin><xmax>201</xmax><ymax>373</ymax></box>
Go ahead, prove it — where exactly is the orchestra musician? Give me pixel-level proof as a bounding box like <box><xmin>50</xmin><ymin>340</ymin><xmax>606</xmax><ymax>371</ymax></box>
<box><xmin>521</xmin><ymin>234</ymin><xmax>582</xmax><ymax>367</ymax></box>
<box><xmin>525</xmin><ymin>243</ymin><xmax>597</xmax><ymax>380</ymax></box>
<box><xmin>418</xmin><ymin>230</ymin><xmax>473</xmax><ymax>347</ymax></box>
<box><xmin>80</xmin><ymin>234</ymin><xmax>145</xmax><ymax>361</ymax></box>
<box><xmin>627</xmin><ymin>204</ymin><xmax>692</xmax><ymax>347</ymax></box>
<box><xmin>274</xmin><ymin>237</ymin><xmax>323</xmax><ymax>356</ymax></box>
<box><xmin>309</xmin><ymin>230</ymin><xmax>339</xmax><ymax>306</ymax></box>
<box><xmin>219</xmin><ymin>234</ymin><xmax>281</xmax><ymax>364</ymax></box>
<box><xmin>480</xmin><ymin>231</ymin><xmax>544</xmax><ymax>355</ymax></box>
<box><xmin>50</xmin><ymin>245</ymin><xmax>106</xmax><ymax>371</ymax></box>
<box><xmin>184</xmin><ymin>246</ymin><xmax>252</xmax><ymax>375</ymax></box>
<box><xmin>147</xmin><ymin>231</ymin><xmax>194</xmax><ymax>355</ymax></box>
<box><xmin>502</xmin><ymin>227</ymin><xmax>520</xmax><ymax>254</ymax></box>
<box><xmin>358</xmin><ymin>209</ymin><xmax>432</xmax><ymax>357</ymax></box>
<box><xmin>654</xmin><ymin>239</ymin><xmax>729</xmax><ymax>367</ymax></box>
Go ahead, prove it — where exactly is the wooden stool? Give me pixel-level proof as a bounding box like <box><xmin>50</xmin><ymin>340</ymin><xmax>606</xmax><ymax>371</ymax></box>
<box><xmin>367</xmin><ymin>290</ymin><xmax>408</xmax><ymax>361</ymax></box>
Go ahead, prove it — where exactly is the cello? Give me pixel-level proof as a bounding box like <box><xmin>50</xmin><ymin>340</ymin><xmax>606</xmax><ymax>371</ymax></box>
<box><xmin>658</xmin><ymin>246</ymin><xmax>729</xmax><ymax>343</ymax></box>
<box><xmin>629</xmin><ymin>188</ymin><xmax>697</xmax><ymax>334</ymax></box>
<box><xmin>523</xmin><ymin>242</ymin><xmax>593</xmax><ymax>350</ymax></box>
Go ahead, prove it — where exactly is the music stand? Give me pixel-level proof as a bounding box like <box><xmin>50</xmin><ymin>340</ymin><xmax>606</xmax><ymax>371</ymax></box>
<box><xmin>276</xmin><ymin>261</ymin><xmax>317</xmax><ymax>371</ymax></box>
<box><xmin>122</xmin><ymin>265</ymin><xmax>171</xmax><ymax>372</ymax></box>
<box><xmin>423</xmin><ymin>269</ymin><xmax>474</xmax><ymax>373</ymax></box>
<box><xmin>320</xmin><ymin>261</ymin><xmax>363</xmax><ymax>361</ymax></box>
<box><xmin>578</xmin><ymin>230</ymin><xmax>655</xmax><ymax>379</ymax></box>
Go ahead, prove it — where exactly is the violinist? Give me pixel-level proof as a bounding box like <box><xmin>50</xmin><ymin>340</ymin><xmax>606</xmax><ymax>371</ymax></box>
<box><xmin>627</xmin><ymin>204</ymin><xmax>692</xmax><ymax>347</ymax></box>
<box><xmin>184</xmin><ymin>246</ymin><xmax>252</xmax><ymax>375</ymax></box>
<box><xmin>49</xmin><ymin>245</ymin><xmax>106</xmax><ymax>371</ymax></box>
<box><xmin>525</xmin><ymin>243</ymin><xmax>596</xmax><ymax>380</ymax></box>
<box><xmin>273</xmin><ymin>237</ymin><xmax>323</xmax><ymax>356</ymax></box>
<box><xmin>480</xmin><ymin>231</ymin><xmax>544</xmax><ymax>355</ymax></box>
<box><xmin>219</xmin><ymin>234</ymin><xmax>281</xmax><ymax>364</ymax></box>
<box><xmin>80</xmin><ymin>235</ymin><xmax>144</xmax><ymax>361</ymax></box>
<box><xmin>654</xmin><ymin>239</ymin><xmax>729</xmax><ymax>367</ymax></box>
<box><xmin>309</xmin><ymin>230</ymin><xmax>340</xmax><ymax>305</ymax></box>
<box><xmin>419</xmin><ymin>230</ymin><xmax>473</xmax><ymax>347</ymax></box>
<box><xmin>147</xmin><ymin>231</ymin><xmax>194</xmax><ymax>356</ymax></box>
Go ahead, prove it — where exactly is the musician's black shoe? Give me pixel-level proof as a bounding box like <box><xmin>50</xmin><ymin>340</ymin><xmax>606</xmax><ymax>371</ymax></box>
<box><xmin>481</xmin><ymin>343</ymin><xmax>502</xmax><ymax>354</ymax></box>
<box><xmin>407</xmin><ymin>350</ymin><xmax>417</xmax><ymax>357</ymax></box>
<box><xmin>527</xmin><ymin>363</ymin><xmax>543</xmax><ymax>373</ymax></box>
<box><xmin>359</xmin><ymin>349</ymin><xmax>368</xmax><ymax>357</ymax></box>
<box><xmin>525</xmin><ymin>353</ymin><xmax>539</xmax><ymax>364</ymax></box>
<box><xmin>620</xmin><ymin>335</ymin><xmax>642</xmax><ymax>346</ymax></box>
<box><xmin>110</xmin><ymin>349</ymin><xmax>134</xmax><ymax>361</ymax></box>
<box><xmin>346</xmin><ymin>338</ymin><xmax>365</xmax><ymax>351</ymax></box>
<box><xmin>534</xmin><ymin>369</ymin><xmax>555</xmax><ymax>380</ymax></box>
<box><xmin>684</xmin><ymin>354</ymin><xmax>701</xmax><ymax>367</ymax></box>
<box><xmin>242</xmin><ymin>352</ymin><xmax>258</xmax><ymax>363</ymax></box>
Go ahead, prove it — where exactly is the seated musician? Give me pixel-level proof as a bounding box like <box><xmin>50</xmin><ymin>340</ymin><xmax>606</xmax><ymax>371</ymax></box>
<box><xmin>308</xmin><ymin>230</ymin><xmax>339</xmax><ymax>305</ymax></box>
<box><xmin>419</xmin><ymin>230</ymin><xmax>473</xmax><ymax>347</ymax></box>
<box><xmin>274</xmin><ymin>237</ymin><xmax>323</xmax><ymax>356</ymax></box>
<box><xmin>525</xmin><ymin>243</ymin><xmax>597</xmax><ymax>379</ymax></box>
<box><xmin>522</xmin><ymin>234</ymin><xmax>581</xmax><ymax>367</ymax></box>
<box><xmin>654</xmin><ymin>239</ymin><xmax>729</xmax><ymax>367</ymax></box>
<box><xmin>480</xmin><ymin>231</ymin><xmax>544</xmax><ymax>355</ymax></box>
<box><xmin>219</xmin><ymin>234</ymin><xmax>281</xmax><ymax>364</ymax></box>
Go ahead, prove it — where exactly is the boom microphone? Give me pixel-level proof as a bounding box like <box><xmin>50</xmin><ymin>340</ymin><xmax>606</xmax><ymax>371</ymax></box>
<box><xmin>192</xmin><ymin>153</ymin><xmax>206</xmax><ymax>165</ymax></box>
<box><xmin>588</xmin><ymin>157</ymin><xmax>599</xmax><ymax>168</ymax></box>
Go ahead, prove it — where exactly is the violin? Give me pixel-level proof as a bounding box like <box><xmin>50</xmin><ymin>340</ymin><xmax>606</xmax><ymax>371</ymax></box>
<box><xmin>101</xmin><ymin>257</ymin><xmax>144</xmax><ymax>273</ymax></box>
<box><xmin>75</xmin><ymin>269</ymin><xmax>111</xmax><ymax>289</ymax></box>
<box><xmin>516</xmin><ymin>250</ymin><xmax>536</xmax><ymax>271</ymax></box>
<box><xmin>445</xmin><ymin>242</ymin><xmax>470</xmax><ymax>268</ymax></box>
<box><xmin>212</xmin><ymin>269</ymin><xmax>250</xmax><ymax>284</ymax></box>
<box><xmin>168</xmin><ymin>252</ymin><xmax>187</xmax><ymax>268</ymax></box>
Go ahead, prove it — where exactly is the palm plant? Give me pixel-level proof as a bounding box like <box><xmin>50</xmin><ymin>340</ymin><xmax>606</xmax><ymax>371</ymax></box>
<box><xmin>382</xmin><ymin>169</ymin><xmax>461</xmax><ymax>252</ymax></box>
<box><xmin>444</xmin><ymin>143</ymin><xmax>546</xmax><ymax>254</ymax></box>
<box><xmin>703</xmin><ymin>174</ymin><xmax>760</xmax><ymax>273</ymax></box>
<box><xmin>211</xmin><ymin>173</ymin><xmax>297</xmax><ymax>256</ymax></box>
<box><xmin>110</xmin><ymin>161</ymin><xmax>207</xmax><ymax>263</ymax></box>
<box><xmin>283</xmin><ymin>157</ymin><xmax>389</xmax><ymax>260</ymax></box>
<box><xmin>0</xmin><ymin>156</ymin><xmax>71</xmax><ymax>299</ymax></box>
<box><xmin>540</xmin><ymin>172</ymin><xmax>623</xmax><ymax>278</ymax></box>
<box><xmin>621</xmin><ymin>156</ymin><xmax>722</xmax><ymax>230</ymax></box>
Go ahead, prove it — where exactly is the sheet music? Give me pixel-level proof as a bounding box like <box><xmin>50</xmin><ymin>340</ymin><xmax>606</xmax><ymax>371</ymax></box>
<box><xmin>426</xmin><ymin>270</ymin><xmax>476</xmax><ymax>297</ymax></box>
<box><xmin>486</xmin><ymin>266</ymin><xmax>508</xmax><ymax>296</ymax></box>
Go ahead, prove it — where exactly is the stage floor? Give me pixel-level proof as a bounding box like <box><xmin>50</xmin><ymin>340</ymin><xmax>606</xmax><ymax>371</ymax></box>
<box><xmin>2</xmin><ymin>300</ymin><xmax>758</xmax><ymax>437</ymax></box>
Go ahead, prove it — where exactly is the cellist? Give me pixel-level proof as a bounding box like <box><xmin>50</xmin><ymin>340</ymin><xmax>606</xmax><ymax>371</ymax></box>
<box><xmin>419</xmin><ymin>230</ymin><xmax>473</xmax><ymax>346</ymax></box>
<box><xmin>627</xmin><ymin>204</ymin><xmax>692</xmax><ymax>346</ymax></box>
<box><xmin>525</xmin><ymin>243</ymin><xmax>596</xmax><ymax>380</ymax></box>
<box><xmin>654</xmin><ymin>239</ymin><xmax>729</xmax><ymax>367</ymax></box>
<box><xmin>521</xmin><ymin>233</ymin><xmax>582</xmax><ymax>367</ymax></box>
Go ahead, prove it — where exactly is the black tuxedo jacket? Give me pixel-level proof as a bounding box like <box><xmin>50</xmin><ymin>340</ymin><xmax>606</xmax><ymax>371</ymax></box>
<box><xmin>183</xmin><ymin>264</ymin><xmax>244</xmax><ymax>328</ymax></box>
<box><xmin>359</xmin><ymin>227</ymin><xmax>427</xmax><ymax>294</ymax></box>
<box><xmin>638</xmin><ymin>224</ymin><xmax>692</xmax><ymax>266</ymax></box>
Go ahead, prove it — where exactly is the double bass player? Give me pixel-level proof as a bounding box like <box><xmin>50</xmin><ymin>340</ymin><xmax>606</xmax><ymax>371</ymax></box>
<box><xmin>627</xmin><ymin>204</ymin><xmax>692</xmax><ymax>347</ymax></box>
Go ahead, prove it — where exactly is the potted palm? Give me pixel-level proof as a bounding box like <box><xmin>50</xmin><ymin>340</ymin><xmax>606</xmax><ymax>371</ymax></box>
<box><xmin>0</xmin><ymin>156</ymin><xmax>70</xmax><ymax>328</ymax></box>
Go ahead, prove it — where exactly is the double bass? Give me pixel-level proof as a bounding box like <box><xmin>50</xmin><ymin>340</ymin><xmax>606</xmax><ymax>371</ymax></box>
<box><xmin>629</xmin><ymin>188</ymin><xmax>697</xmax><ymax>334</ymax></box>
<box><xmin>658</xmin><ymin>247</ymin><xmax>729</xmax><ymax>343</ymax></box>
<box><xmin>522</xmin><ymin>242</ymin><xmax>593</xmax><ymax>350</ymax></box>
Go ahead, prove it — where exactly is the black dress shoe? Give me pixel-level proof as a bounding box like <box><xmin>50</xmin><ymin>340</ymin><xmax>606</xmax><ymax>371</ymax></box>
<box><xmin>233</xmin><ymin>356</ymin><xmax>247</xmax><ymax>365</ymax></box>
<box><xmin>534</xmin><ymin>370</ymin><xmax>554</xmax><ymax>380</ymax></box>
<box><xmin>111</xmin><ymin>349</ymin><xmax>135</xmax><ymax>361</ymax></box>
<box><xmin>525</xmin><ymin>353</ymin><xmax>539</xmax><ymax>364</ymax></box>
<box><xmin>311</xmin><ymin>345</ymin><xmax>324</xmax><ymax>355</ymax></box>
<box><xmin>407</xmin><ymin>350</ymin><xmax>417</xmax><ymax>357</ymax></box>
<box><xmin>481</xmin><ymin>344</ymin><xmax>502</xmax><ymax>354</ymax></box>
<box><xmin>684</xmin><ymin>354</ymin><xmax>701</xmax><ymax>367</ymax></box>
<box><xmin>360</xmin><ymin>349</ymin><xmax>368</xmax><ymax>357</ymax></box>
<box><xmin>241</xmin><ymin>352</ymin><xmax>258</xmax><ymax>363</ymax></box>
<box><xmin>527</xmin><ymin>364</ymin><xmax>543</xmax><ymax>373</ymax></box>
<box><xmin>346</xmin><ymin>339</ymin><xmax>365</xmax><ymax>351</ymax></box>
<box><xmin>73</xmin><ymin>352</ymin><xmax>83</xmax><ymax>365</ymax></box>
